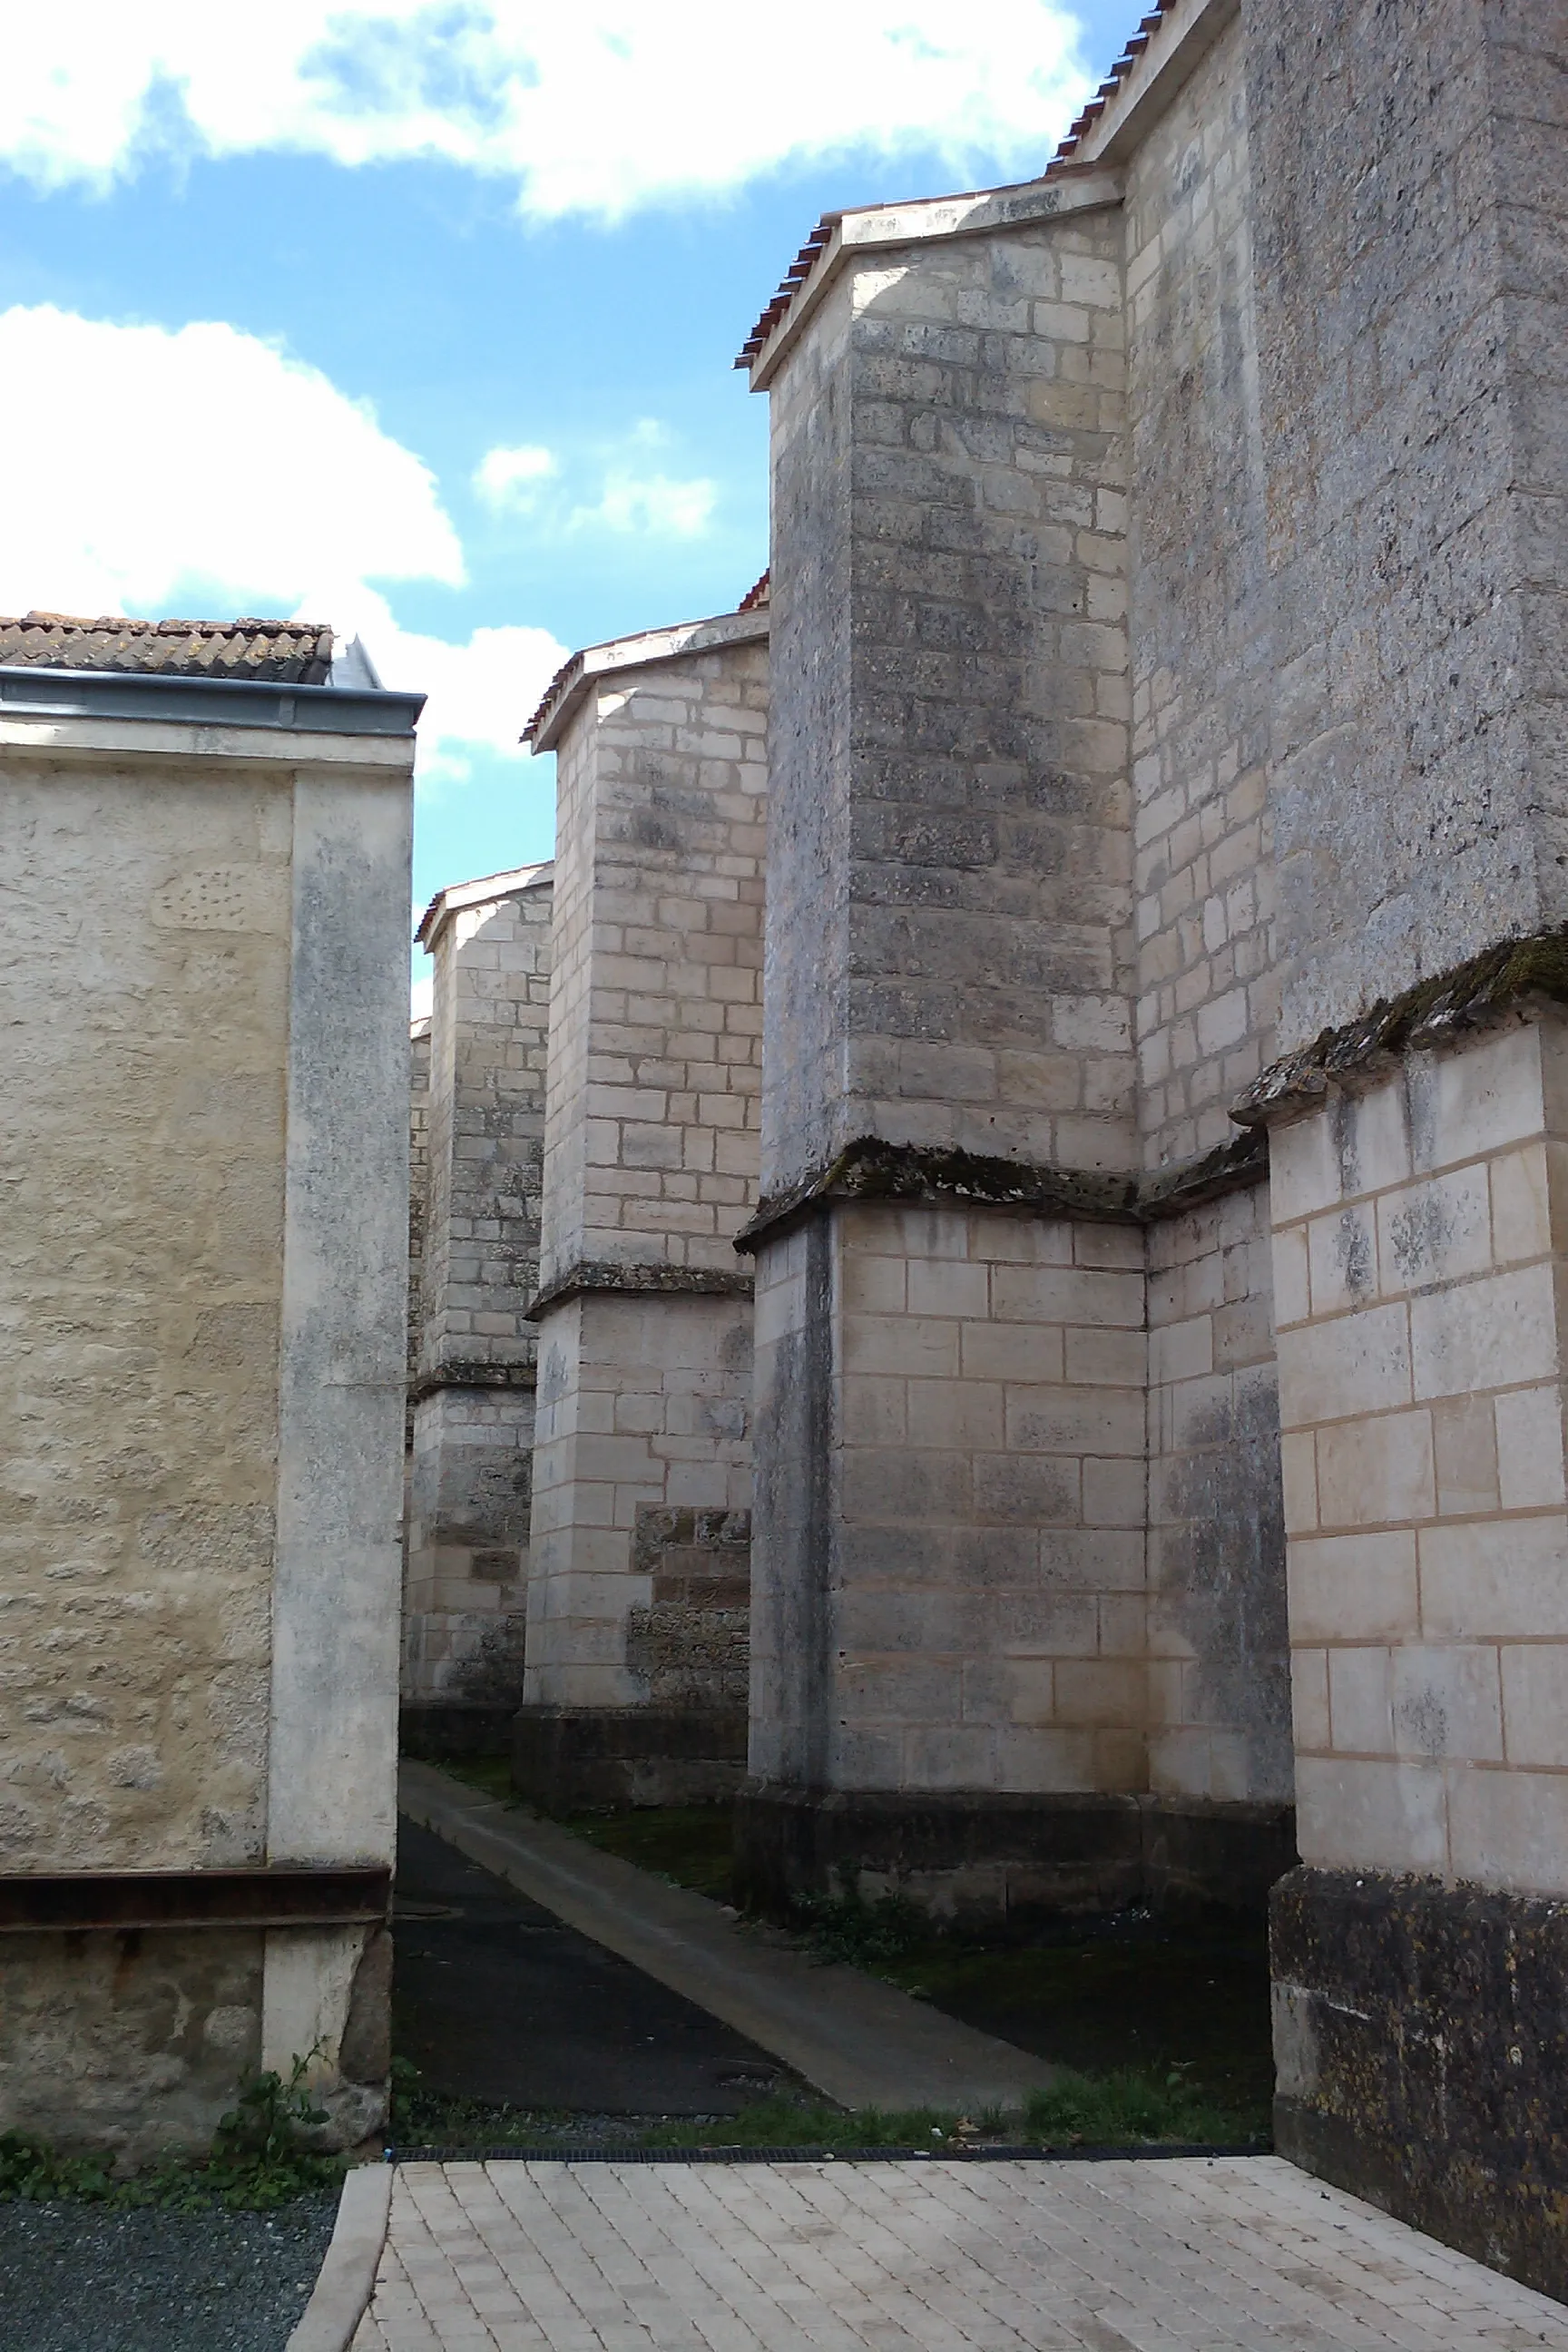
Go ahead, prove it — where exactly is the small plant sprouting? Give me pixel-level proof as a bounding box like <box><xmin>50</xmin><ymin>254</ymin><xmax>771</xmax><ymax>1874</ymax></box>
<box><xmin>0</xmin><ymin>2052</ymin><xmax>346</xmax><ymax>2211</ymax></box>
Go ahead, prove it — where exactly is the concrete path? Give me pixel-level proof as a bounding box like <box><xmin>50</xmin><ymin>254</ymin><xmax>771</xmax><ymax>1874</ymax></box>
<box><xmin>398</xmin><ymin>1761</ymin><xmax>1056</xmax><ymax>2113</ymax></box>
<box><xmin>350</xmin><ymin>2155</ymin><xmax>1568</xmax><ymax>2351</ymax></box>
<box><xmin>395</xmin><ymin>1818</ymin><xmax>791</xmax><ymax>2115</ymax></box>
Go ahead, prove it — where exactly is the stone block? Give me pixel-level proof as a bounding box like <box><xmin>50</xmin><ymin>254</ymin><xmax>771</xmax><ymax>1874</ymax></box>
<box><xmin>1294</xmin><ymin>1754</ymin><xmax>1448</xmax><ymax>1875</ymax></box>
<box><xmin>1409</xmin><ymin>1262</ymin><xmax>1560</xmax><ymax>1400</ymax></box>
<box><xmin>1494</xmin><ymin>1385</ymin><xmax>1568</xmax><ymax>1509</ymax></box>
<box><xmin>1288</xmin><ymin>1531</ymin><xmax>1420</xmax><ymax>1645</ymax></box>
<box><xmin>1418</xmin><ymin>1514</ymin><xmax>1568</xmax><ymax>1640</ymax></box>
<box><xmin>1276</xmin><ymin>1303</ymin><xmax>1413</xmax><ymax>1426</ymax></box>
<box><xmin>1315</xmin><ymin>1408</ymin><xmax>1436</xmax><ymax>1531</ymax></box>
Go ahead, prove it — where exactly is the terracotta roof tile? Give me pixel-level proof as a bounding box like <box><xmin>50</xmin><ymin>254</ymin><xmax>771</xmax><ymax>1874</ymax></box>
<box><xmin>0</xmin><ymin>612</ymin><xmax>335</xmax><ymax>685</ymax></box>
<box><xmin>738</xmin><ymin>569</ymin><xmax>770</xmax><ymax>613</ymax></box>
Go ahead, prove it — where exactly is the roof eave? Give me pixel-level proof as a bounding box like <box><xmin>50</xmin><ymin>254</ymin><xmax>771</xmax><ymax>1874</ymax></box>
<box><xmin>742</xmin><ymin>164</ymin><xmax>1124</xmax><ymax>394</ymax></box>
<box><xmin>416</xmin><ymin>860</ymin><xmax>555</xmax><ymax>949</ymax></box>
<box><xmin>524</xmin><ymin>607</ymin><xmax>771</xmax><ymax>755</ymax></box>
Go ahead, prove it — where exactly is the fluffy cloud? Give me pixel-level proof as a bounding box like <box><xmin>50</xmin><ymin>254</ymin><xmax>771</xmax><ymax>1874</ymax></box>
<box><xmin>571</xmin><ymin>472</ymin><xmax>716</xmax><ymax>539</ymax></box>
<box><xmin>2</xmin><ymin>5</ymin><xmax>1093</xmax><ymax>218</ymax></box>
<box><xmin>474</xmin><ymin>443</ymin><xmax>557</xmax><ymax>511</ymax></box>
<box><xmin>0</xmin><ymin>302</ymin><xmax>564</xmax><ymax>785</ymax></box>
<box><xmin>325</xmin><ymin>585</ymin><xmax>566</xmax><ymax>788</ymax></box>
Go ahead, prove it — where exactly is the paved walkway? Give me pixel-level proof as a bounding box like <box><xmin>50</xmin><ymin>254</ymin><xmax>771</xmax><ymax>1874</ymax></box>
<box><xmin>350</xmin><ymin>2157</ymin><xmax>1568</xmax><ymax>2351</ymax></box>
<box><xmin>399</xmin><ymin>1761</ymin><xmax>1055</xmax><ymax>2112</ymax></box>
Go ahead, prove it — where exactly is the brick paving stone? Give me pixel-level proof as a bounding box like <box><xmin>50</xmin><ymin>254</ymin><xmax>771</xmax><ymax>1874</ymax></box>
<box><xmin>359</xmin><ymin>2159</ymin><xmax>1568</xmax><ymax>2352</ymax></box>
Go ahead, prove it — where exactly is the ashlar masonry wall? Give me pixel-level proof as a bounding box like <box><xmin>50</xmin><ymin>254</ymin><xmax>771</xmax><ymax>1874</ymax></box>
<box><xmin>741</xmin><ymin>162</ymin><xmax>1295</xmax><ymax>1918</ymax></box>
<box><xmin>762</xmin><ymin>177</ymin><xmax>1135</xmax><ymax>1186</ymax></box>
<box><xmin>1262</xmin><ymin>1013</ymin><xmax>1568</xmax><ymax>2288</ymax></box>
<box><xmin>405</xmin><ymin>868</ymin><xmax>553</xmax><ymax>1731</ymax></box>
<box><xmin>519</xmin><ymin>614</ymin><xmax>767</xmax><ymax>1805</ymax></box>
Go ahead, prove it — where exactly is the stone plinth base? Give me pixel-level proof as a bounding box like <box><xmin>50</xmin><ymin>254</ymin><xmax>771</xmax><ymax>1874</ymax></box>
<box><xmin>399</xmin><ymin>1700</ymin><xmax>518</xmax><ymax>1760</ymax></box>
<box><xmin>734</xmin><ymin>1785</ymin><xmax>1296</xmax><ymax>1931</ymax></box>
<box><xmin>1272</xmin><ymin>1867</ymin><xmax>1568</xmax><ymax>2305</ymax></box>
<box><xmin>511</xmin><ymin>1706</ymin><xmax>747</xmax><ymax>1810</ymax></box>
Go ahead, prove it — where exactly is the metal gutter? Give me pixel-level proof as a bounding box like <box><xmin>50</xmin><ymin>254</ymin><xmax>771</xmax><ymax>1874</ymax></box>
<box><xmin>0</xmin><ymin>662</ymin><xmax>425</xmax><ymax>737</ymax></box>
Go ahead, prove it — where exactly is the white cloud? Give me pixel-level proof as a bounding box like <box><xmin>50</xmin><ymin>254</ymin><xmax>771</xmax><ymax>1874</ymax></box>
<box><xmin>475</xmin><ymin>443</ymin><xmax>557</xmax><ymax>511</ymax></box>
<box><xmin>0</xmin><ymin>302</ymin><xmax>565</xmax><ymax>786</ymax></box>
<box><xmin>1</xmin><ymin>5</ymin><xmax>1094</xmax><ymax>219</ymax></box>
<box><xmin>572</xmin><ymin>472</ymin><xmax>716</xmax><ymax>539</ymax></box>
<box><xmin>318</xmin><ymin>584</ymin><xmax>566</xmax><ymax>788</ymax></box>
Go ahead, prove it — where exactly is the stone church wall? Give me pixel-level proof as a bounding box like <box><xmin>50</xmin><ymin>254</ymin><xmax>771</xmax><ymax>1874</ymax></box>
<box><xmin>1122</xmin><ymin>16</ymin><xmax>1291</xmax><ymax>1819</ymax></box>
<box><xmin>517</xmin><ymin>616</ymin><xmax>767</xmax><ymax>1806</ymax></box>
<box><xmin>403</xmin><ymin>869</ymin><xmax>552</xmax><ymax>1741</ymax></box>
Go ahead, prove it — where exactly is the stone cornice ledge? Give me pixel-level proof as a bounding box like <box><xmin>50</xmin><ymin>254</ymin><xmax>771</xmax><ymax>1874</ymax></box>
<box><xmin>528</xmin><ymin>1260</ymin><xmax>756</xmax><ymax>1320</ymax></box>
<box><xmin>408</xmin><ymin>1359</ymin><xmax>537</xmax><ymax>1403</ymax></box>
<box><xmin>734</xmin><ymin>1132</ymin><xmax>1267</xmax><ymax>1253</ymax></box>
<box><xmin>1231</xmin><ymin>931</ymin><xmax>1568</xmax><ymax>1131</ymax></box>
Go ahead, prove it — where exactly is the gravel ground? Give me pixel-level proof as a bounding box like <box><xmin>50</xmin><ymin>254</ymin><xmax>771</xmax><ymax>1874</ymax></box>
<box><xmin>0</xmin><ymin>2197</ymin><xmax>338</xmax><ymax>2352</ymax></box>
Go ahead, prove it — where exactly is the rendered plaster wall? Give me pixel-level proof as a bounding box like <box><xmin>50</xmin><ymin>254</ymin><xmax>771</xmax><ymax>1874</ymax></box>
<box><xmin>1123</xmin><ymin>15</ymin><xmax>1278</xmax><ymax>1168</ymax></box>
<box><xmin>0</xmin><ymin>726</ymin><xmax>412</xmax><ymax>2151</ymax></box>
<box><xmin>536</xmin><ymin>638</ymin><xmax>767</xmax><ymax>1289</ymax></box>
<box><xmin>524</xmin><ymin>1290</ymin><xmax>753</xmax><ymax>1712</ymax></box>
<box><xmin>1271</xmin><ymin>1018</ymin><xmax>1568</xmax><ymax>1889</ymax></box>
<box><xmin>763</xmin><ymin>200</ymin><xmax>1135</xmax><ymax>1193</ymax></box>
<box><xmin>405</xmin><ymin>879</ymin><xmax>551</xmax><ymax>1709</ymax></box>
<box><xmin>1244</xmin><ymin>0</ymin><xmax>1568</xmax><ymax>1050</ymax></box>
<box><xmin>0</xmin><ymin>756</ymin><xmax>292</xmax><ymax>1878</ymax></box>
<box><xmin>749</xmin><ymin>1200</ymin><xmax>1149</xmax><ymax>1797</ymax></box>
<box><xmin>1146</xmin><ymin>1182</ymin><xmax>1291</xmax><ymax>1808</ymax></box>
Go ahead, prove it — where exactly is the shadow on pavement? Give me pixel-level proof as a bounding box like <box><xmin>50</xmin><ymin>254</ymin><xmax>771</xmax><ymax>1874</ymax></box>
<box><xmin>393</xmin><ymin>1817</ymin><xmax>788</xmax><ymax>2116</ymax></box>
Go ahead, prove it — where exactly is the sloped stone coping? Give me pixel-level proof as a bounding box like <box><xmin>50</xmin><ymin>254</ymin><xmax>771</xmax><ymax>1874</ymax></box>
<box><xmin>733</xmin><ymin>1131</ymin><xmax>1267</xmax><ymax>1253</ymax></box>
<box><xmin>1232</xmin><ymin>931</ymin><xmax>1568</xmax><ymax>1131</ymax></box>
<box><xmin>285</xmin><ymin>2162</ymin><xmax>392</xmax><ymax>2352</ymax></box>
<box><xmin>527</xmin><ymin>1260</ymin><xmax>754</xmax><ymax>1319</ymax></box>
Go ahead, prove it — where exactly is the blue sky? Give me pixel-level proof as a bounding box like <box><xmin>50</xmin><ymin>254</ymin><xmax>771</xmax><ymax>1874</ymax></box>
<box><xmin>0</xmin><ymin>3</ymin><xmax>1139</xmax><ymax>981</ymax></box>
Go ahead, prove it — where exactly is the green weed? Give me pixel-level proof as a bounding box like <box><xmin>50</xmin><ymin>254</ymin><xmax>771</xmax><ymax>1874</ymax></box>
<box><xmin>0</xmin><ymin>2058</ymin><xmax>346</xmax><ymax>2210</ymax></box>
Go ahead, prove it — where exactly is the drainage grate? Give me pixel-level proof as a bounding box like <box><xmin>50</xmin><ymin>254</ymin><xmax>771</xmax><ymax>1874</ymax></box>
<box><xmin>384</xmin><ymin>2141</ymin><xmax>1269</xmax><ymax>2166</ymax></box>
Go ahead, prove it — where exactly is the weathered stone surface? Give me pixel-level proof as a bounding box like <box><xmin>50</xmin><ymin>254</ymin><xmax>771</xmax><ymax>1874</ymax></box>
<box><xmin>1125</xmin><ymin>14</ymin><xmax>1278</xmax><ymax>1167</ymax></box>
<box><xmin>763</xmin><ymin>191</ymin><xmax>1134</xmax><ymax>1192</ymax></box>
<box><xmin>405</xmin><ymin>870</ymin><xmax>552</xmax><ymax>1710</ymax></box>
<box><xmin>1244</xmin><ymin>0</ymin><xmax>1568</xmax><ymax>1051</ymax></box>
<box><xmin>510</xmin><ymin>1706</ymin><xmax>748</xmax><ymax>1811</ymax></box>
<box><xmin>736</xmin><ymin>1785</ymin><xmax>1297</xmax><ymax>1930</ymax></box>
<box><xmin>1273</xmin><ymin>1866</ymin><xmax>1568</xmax><ymax>2304</ymax></box>
<box><xmin>521</xmin><ymin>620</ymin><xmax>766</xmax><ymax>1769</ymax></box>
<box><xmin>1</xmin><ymin>681</ymin><xmax>414</xmax><ymax>2154</ymax></box>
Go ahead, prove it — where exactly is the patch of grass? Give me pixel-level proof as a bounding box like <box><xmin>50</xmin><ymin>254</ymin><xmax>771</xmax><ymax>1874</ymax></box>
<box><xmin>786</xmin><ymin>1890</ymin><xmax>929</xmax><ymax>1968</ymax></box>
<box><xmin>411</xmin><ymin>1769</ymin><xmax>738</xmax><ymax>1905</ymax></box>
<box><xmin>560</xmin><ymin>1805</ymin><xmax>736</xmax><ymax>1902</ymax></box>
<box><xmin>0</xmin><ymin>2064</ymin><xmax>346</xmax><ymax>2210</ymax></box>
<box><xmin>432</xmin><ymin>1754</ymin><xmax>515</xmax><ymax>1804</ymax></box>
<box><xmin>1020</xmin><ymin>2065</ymin><xmax>1259</xmax><ymax>2149</ymax></box>
<box><xmin>641</xmin><ymin>2064</ymin><xmax>1259</xmax><ymax>2152</ymax></box>
<box><xmin>388</xmin><ymin>2058</ymin><xmax>566</xmax><ymax>2151</ymax></box>
<box><xmin>865</xmin><ymin>1915</ymin><xmax>1276</xmax><ymax>2135</ymax></box>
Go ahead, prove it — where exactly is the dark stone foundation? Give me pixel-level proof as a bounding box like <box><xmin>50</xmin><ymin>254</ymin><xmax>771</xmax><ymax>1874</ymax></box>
<box><xmin>1272</xmin><ymin>1867</ymin><xmax>1568</xmax><ymax>2304</ymax></box>
<box><xmin>735</xmin><ymin>1784</ymin><xmax>1297</xmax><ymax>1931</ymax></box>
<box><xmin>511</xmin><ymin>1706</ymin><xmax>748</xmax><ymax>1809</ymax></box>
<box><xmin>400</xmin><ymin>1700</ymin><xmax>519</xmax><ymax>1761</ymax></box>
